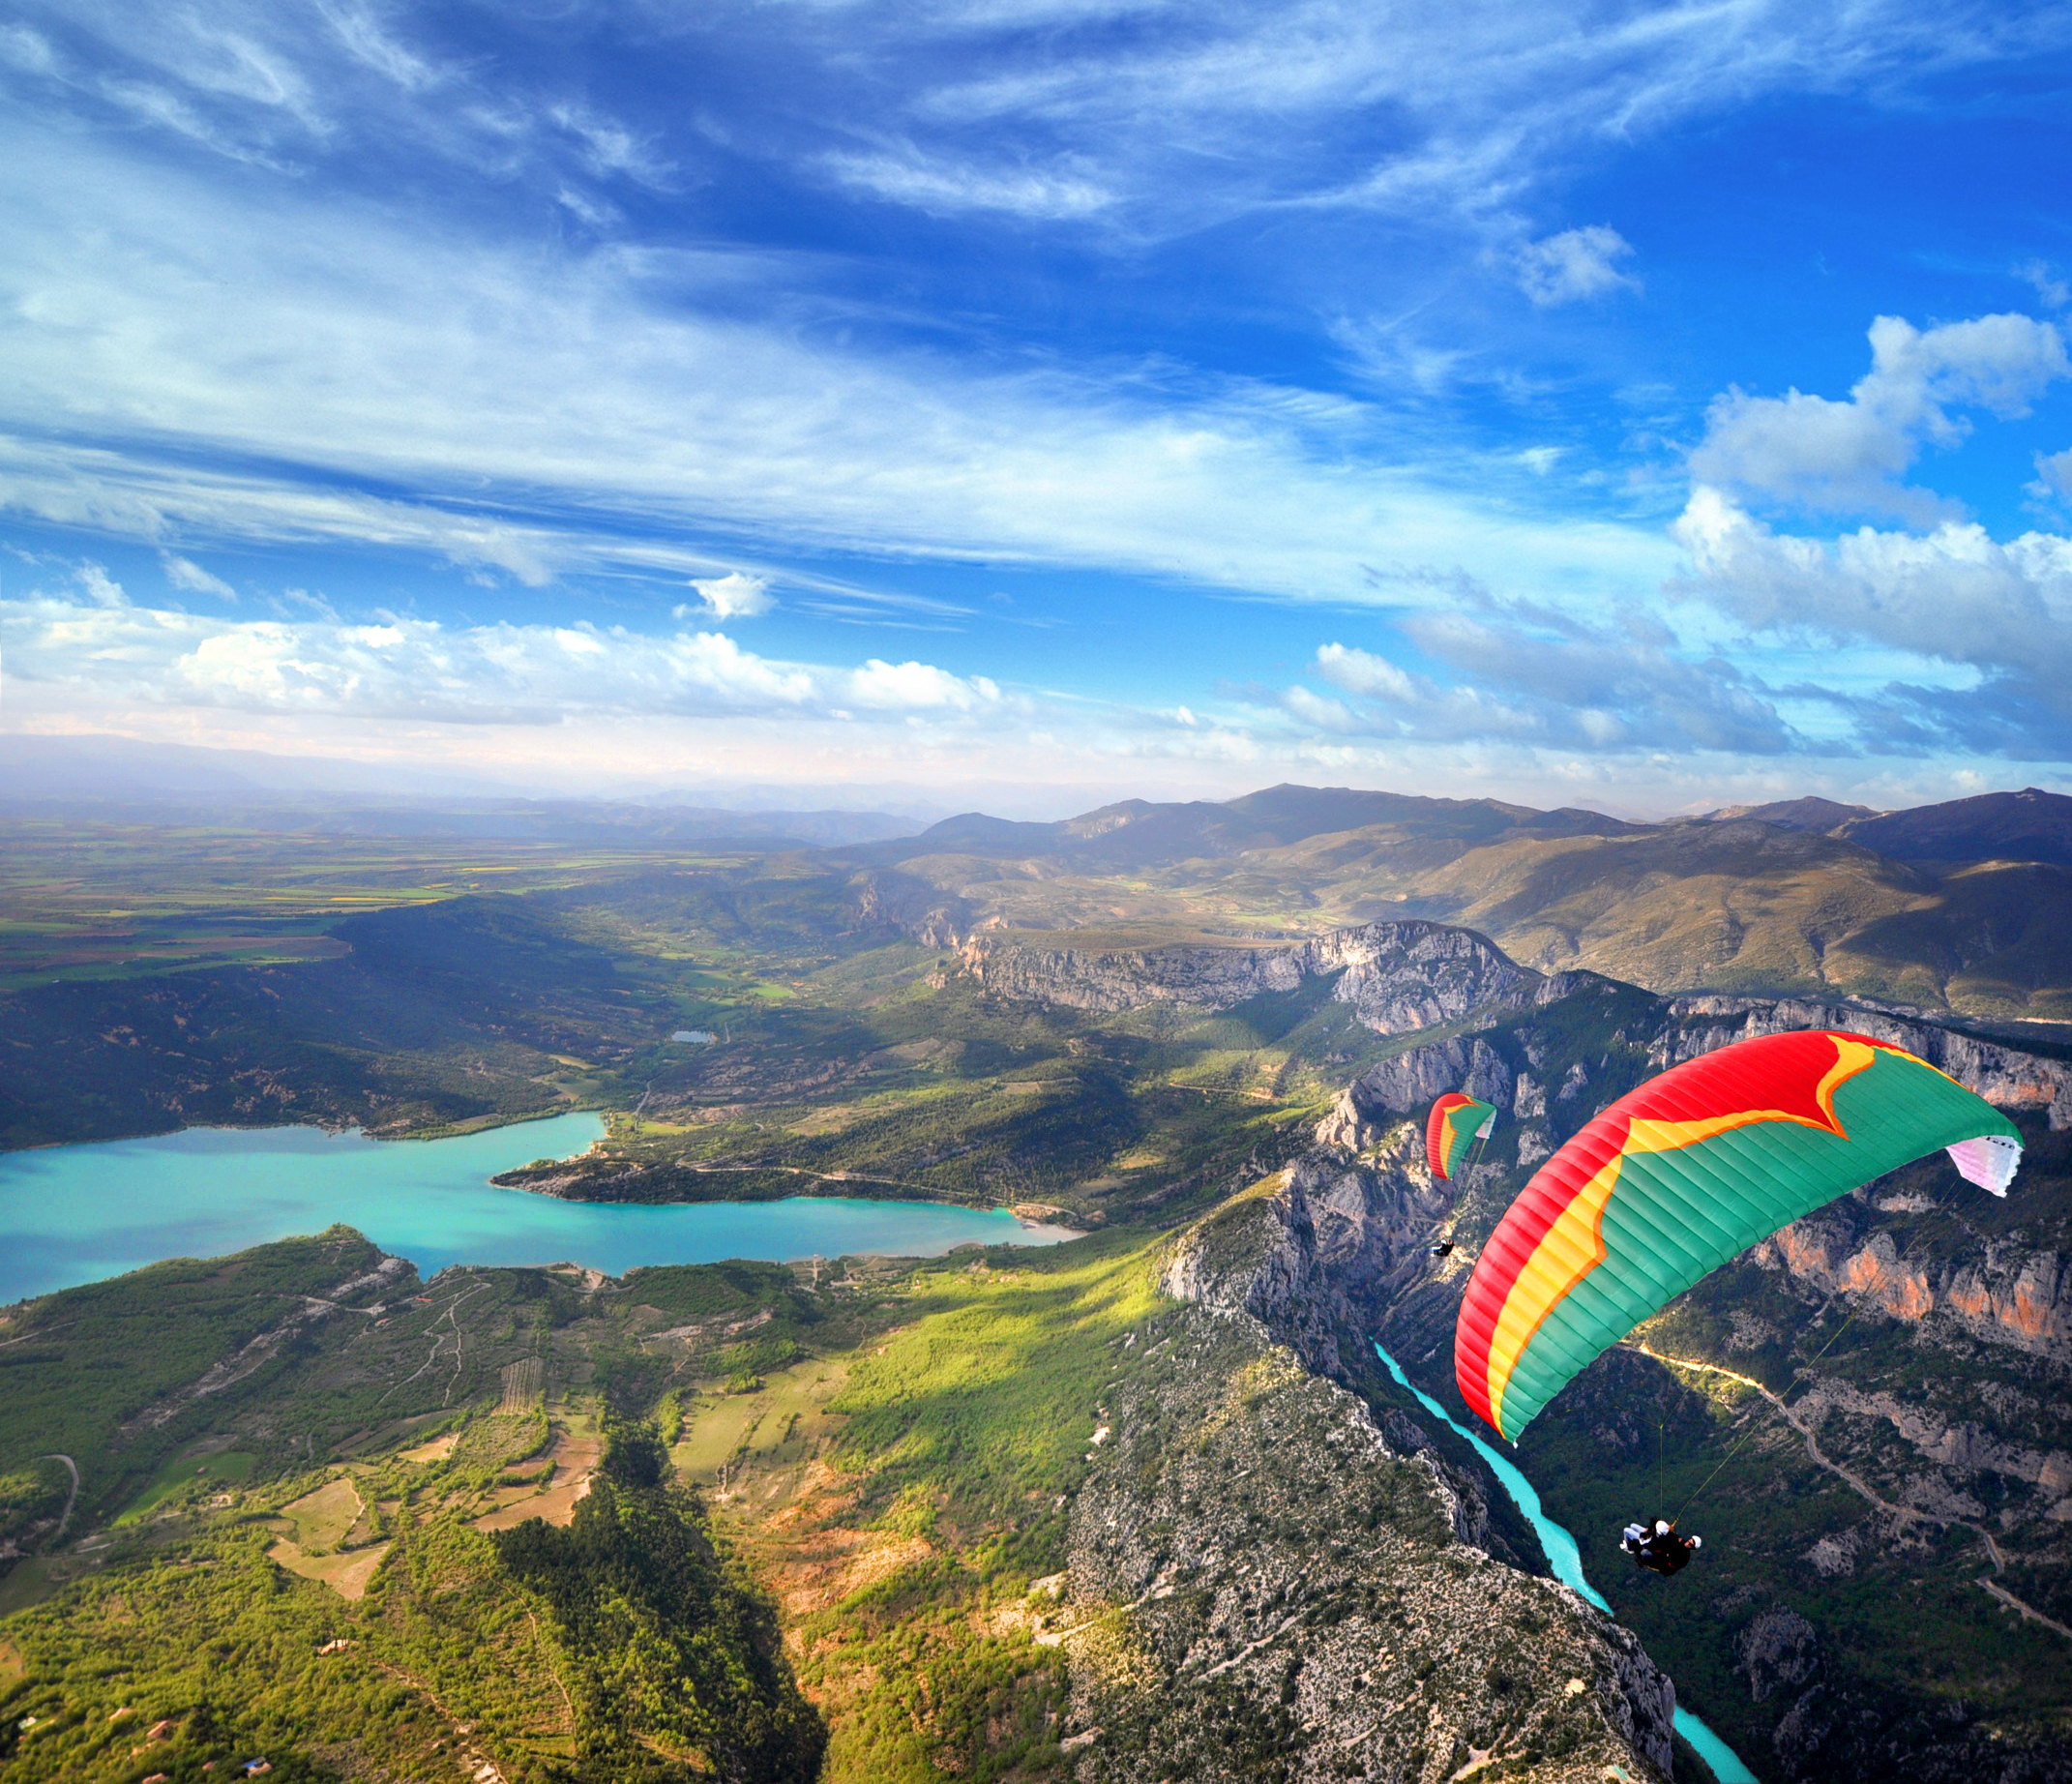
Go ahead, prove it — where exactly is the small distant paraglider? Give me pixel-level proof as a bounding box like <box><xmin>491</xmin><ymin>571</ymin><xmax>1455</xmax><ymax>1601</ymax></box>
<box><xmin>1426</xmin><ymin>1091</ymin><xmax>1498</xmax><ymax>1180</ymax></box>
<box><xmin>1454</xmin><ymin>1028</ymin><xmax>2023</xmax><ymax>1446</ymax></box>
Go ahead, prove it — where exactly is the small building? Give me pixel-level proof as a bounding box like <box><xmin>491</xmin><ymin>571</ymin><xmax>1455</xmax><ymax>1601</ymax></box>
<box><xmin>670</xmin><ymin>1029</ymin><xmax>717</xmax><ymax>1045</ymax></box>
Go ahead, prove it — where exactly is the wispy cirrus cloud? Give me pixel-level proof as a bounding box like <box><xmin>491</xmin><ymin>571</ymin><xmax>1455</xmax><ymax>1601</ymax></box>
<box><xmin>160</xmin><ymin>552</ymin><xmax>236</xmax><ymax>600</ymax></box>
<box><xmin>821</xmin><ymin>147</ymin><xmax>1113</xmax><ymax>219</ymax></box>
<box><xmin>0</xmin><ymin>127</ymin><xmax>1677</xmax><ymax>610</ymax></box>
<box><xmin>871</xmin><ymin>0</ymin><xmax>2068</xmax><ymax>237</ymax></box>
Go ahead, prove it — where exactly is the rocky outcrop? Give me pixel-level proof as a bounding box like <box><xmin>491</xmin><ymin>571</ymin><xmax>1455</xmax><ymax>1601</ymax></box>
<box><xmin>846</xmin><ymin>869</ymin><xmax>970</xmax><ymax>947</ymax></box>
<box><xmin>957</xmin><ymin>921</ymin><xmax>1538</xmax><ymax>1035</ymax></box>
<box><xmin>1658</xmin><ymin>994</ymin><xmax>2072</xmax><ymax>1129</ymax></box>
<box><xmin>1734</xmin><ymin>1607</ymin><xmax>1820</xmax><ymax>1704</ymax></box>
<box><xmin>1056</xmin><ymin>1173</ymin><xmax>1679</xmax><ymax>1784</ymax></box>
<box><xmin>1160</xmin><ymin>1129</ymin><xmax>1454</xmax><ymax>1382</ymax></box>
<box><xmin>1755</xmin><ymin>1204</ymin><xmax>2072</xmax><ymax>1362</ymax></box>
<box><xmin>1781</xmin><ymin>1373</ymin><xmax>2072</xmax><ymax>1507</ymax></box>
<box><xmin>1317</xmin><ymin>1038</ymin><xmax>1513</xmax><ymax>1153</ymax></box>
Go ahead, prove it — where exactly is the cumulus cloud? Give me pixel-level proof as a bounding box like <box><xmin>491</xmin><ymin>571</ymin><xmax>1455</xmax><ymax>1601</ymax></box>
<box><xmin>1689</xmin><ymin>312</ymin><xmax>2070</xmax><ymax>522</ymax></box>
<box><xmin>0</xmin><ymin>582</ymin><xmax>1005</xmax><ymax>726</ymax></box>
<box><xmin>847</xmin><ymin>658</ymin><xmax>1001</xmax><ymax>710</ymax></box>
<box><xmin>1298</xmin><ymin>611</ymin><xmax>1795</xmax><ymax>756</ymax></box>
<box><xmin>1515</xmin><ymin>226</ymin><xmax>1636</xmax><ymax>306</ymax></box>
<box><xmin>1673</xmin><ymin>486</ymin><xmax>2072</xmax><ymax>755</ymax></box>
<box><xmin>1315</xmin><ymin>641</ymin><xmax>1416</xmax><ymax>701</ymax></box>
<box><xmin>682</xmin><ymin>572</ymin><xmax>775</xmax><ymax>620</ymax></box>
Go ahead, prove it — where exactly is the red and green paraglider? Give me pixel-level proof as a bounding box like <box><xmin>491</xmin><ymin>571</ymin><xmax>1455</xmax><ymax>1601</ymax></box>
<box><xmin>1427</xmin><ymin>1092</ymin><xmax>1497</xmax><ymax>1180</ymax></box>
<box><xmin>1454</xmin><ymin>1030</ymin><xmax>2022</xmax><ymax>1442</ymax></box>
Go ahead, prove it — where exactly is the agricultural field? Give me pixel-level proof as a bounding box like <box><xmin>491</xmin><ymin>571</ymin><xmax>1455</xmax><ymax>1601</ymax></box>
<box><xmin>0</xmin><ymin>1217</ymin><xmax>1169</xmax><ymax>1784</ymax></box>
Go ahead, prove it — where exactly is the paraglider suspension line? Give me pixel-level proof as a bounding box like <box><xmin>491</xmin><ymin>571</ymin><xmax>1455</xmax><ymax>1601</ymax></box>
<box><xmin>1465</xmin><ymin>1121</ymin><xmax>1494</xmax><ymax>1175</ymax></box>
<box><xmin>1672</xmin><ymin>1192</ymin><xmax>1960</xmax><ymax>1524</ymax></box>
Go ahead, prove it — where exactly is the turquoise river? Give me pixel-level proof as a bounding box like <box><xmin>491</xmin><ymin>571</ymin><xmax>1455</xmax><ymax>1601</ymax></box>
<box><xmin>0</xmin><ymin>1115</ymin><xmax>1077</xmax><ymax>1303</ymax></box>
<box><xmin>1374</xmin><ymin>1340</ymin><xmax>1758</xmax><ymax>1782</ymax></box>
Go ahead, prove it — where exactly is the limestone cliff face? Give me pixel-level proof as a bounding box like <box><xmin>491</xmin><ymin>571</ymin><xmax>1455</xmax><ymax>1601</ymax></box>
<box><xmin>1159</xmin><ymin>1128</ymin><xmax>1454</xmax><ymax>1384</ymax></box>
<box><xmin>1316</xmin><ymin>1037</ymin><xmax>1514</xmax><ymax>1153</ymax></box>
<box><xmin>1056</xmin><ymin>1172</ymin><xmax>1678</xmax><ymax>1784</ymax></box>
<box><xmin>845</xmin><ymin>869</ymin><xmax>970</xmax><ymax>948</ymax></box>
<box><xmin>956</xmin><ymin>920</ymin><xmax>1538</xmax><ymax>1034</ymax></box>
<box><xmin>1755</xmin><ymin>1207</ymin><xmax>2072</xmax><ymax>1362</ymax></box>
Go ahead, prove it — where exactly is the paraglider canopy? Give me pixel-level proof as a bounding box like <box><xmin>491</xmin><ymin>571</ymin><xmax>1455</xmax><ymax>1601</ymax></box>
<box><xmin>1427</xmin><ymin>1091</ymin><xmax>1498</xmax><ymax>1180</ymax></box>
<box><xmin>1454</xmin><ymin>1029</ymin><xmax>2022</xmax><ymax>1442</ymax></box>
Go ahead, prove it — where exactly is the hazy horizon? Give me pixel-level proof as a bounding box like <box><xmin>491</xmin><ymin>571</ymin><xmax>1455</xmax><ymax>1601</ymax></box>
<box><xmin>7</xmin><ymin>727</ymin><xmax>2061</xmax><ymax>826</ymax></box>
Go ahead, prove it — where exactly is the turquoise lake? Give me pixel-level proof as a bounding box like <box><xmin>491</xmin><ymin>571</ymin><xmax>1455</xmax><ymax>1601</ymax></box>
<box><xmin>0</xmin><ymin>1115</ymin><xmax>1080</xmax><ymax>1303</ymax></box>
<box><xmin>1373</xmin><ymin>1341</ymin><xmax>1757</xmax><ymax>1784</ymax></box>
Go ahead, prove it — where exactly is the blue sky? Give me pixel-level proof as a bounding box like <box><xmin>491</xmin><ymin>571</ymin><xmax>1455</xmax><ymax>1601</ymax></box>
<box><xmin>4</xmin><ymin>0</ymin><xmax>2072</xmax><ymax>816</ymax></box>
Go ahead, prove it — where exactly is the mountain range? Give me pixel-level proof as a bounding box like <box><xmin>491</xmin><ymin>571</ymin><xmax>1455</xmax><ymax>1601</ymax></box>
<box><xmin>847</xmin><ymin>783</ymin><xmax>2072</xmax><ymax>1025</ymax></box>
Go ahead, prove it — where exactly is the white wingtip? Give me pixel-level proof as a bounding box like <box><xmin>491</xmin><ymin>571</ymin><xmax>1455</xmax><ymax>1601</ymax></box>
<box><xmin>1946</xmin><ymin>1133</ymin><xmax>2022</xmax><ymax>1197</ymax></box>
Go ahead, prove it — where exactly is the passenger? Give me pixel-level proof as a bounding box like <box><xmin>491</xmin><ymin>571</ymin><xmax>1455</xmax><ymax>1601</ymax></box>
<box><xmin>1620</xmin><ymin>1518</ymin><xmax>1700</xmax><ymax>1576</ymax></box>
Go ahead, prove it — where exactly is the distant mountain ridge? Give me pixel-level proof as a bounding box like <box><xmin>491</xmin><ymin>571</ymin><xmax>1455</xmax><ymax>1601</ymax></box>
<box><xmin>872</xmin><ymin>779</ymin><xmax>2072</xmax><ymax>877</ymax></box>
<box><xmin>1707</xmin><ymin>795</ymin><xmax>1878</xmax><ymax>830</ymax></box>
<box><xmin>849</xmin><ymin>782</ymin><xmax>2072</xmax><ymax>1024</ymax></box>
<box><xmin>871</xmin><ymin>783</ymin><xmax>1639</xmax><ymax>870</ymax></box>
<box><xmin>1835</xmin><ymin>786</ymin><xmax>2072</xmax><ymax>867</ymax></box>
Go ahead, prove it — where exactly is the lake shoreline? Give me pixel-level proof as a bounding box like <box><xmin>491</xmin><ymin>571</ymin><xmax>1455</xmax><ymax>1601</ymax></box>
<box><xmin>0</xmin><ymin>1116</ymin><xmax>1081</xmax><ymax>1305</ymax></box>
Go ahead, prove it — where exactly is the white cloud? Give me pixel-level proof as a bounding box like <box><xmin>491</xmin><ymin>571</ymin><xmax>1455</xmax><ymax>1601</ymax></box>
<box><xmin>0</xmin><ymin>583</ymin><xmax>1018</xmax><ymax>725</ymax></box>
<box><xmin>684</xmin><ymin>572</ymin><xmax>775</xmax><ymax>620</ymax></box>
<box><xmin>2033</xmin><ymin>447</ymin><xmax>2072</xmax><ymax>505</ymax></box>
<box><xmin>846</xmin><ymin>658</ymin><xmax>1001</xmax><ymax>710</ymax></box>
<box><xmin>1316</xmin><ymin>641</ymin><xmax>1416</xmax><ymax>700</ymax></box>
<box><xmin>0</xmin><ymin>128</ymin><xmax>1679</xmax><ymax>612</ymax></box>
<box><xmin>317</xmin><ymin>2</ymin><xmax>442</xmax><ymax>94</ymax></box>
<box><xmin>161</xmin><ymin>551</ymin><xmax>235</xmax><ymax>599</ymax></box>
<box><xmin>0</xmin><ymin>23</ymin><xmax>55</xmax><ymax>74</ymax></box>
<box><xmin>76</xmin><ymin>562</ymin><xmax>126</xmax><ymax>607</ymax></box>
<box><xmin>885</xmin><ymin>0</ymin><xmax>2060</xmax><ymax>240</ymax></box>
<box><xmin>1672</xmin><ymin>485</ymin><xmax>2072</xmax><ymax>751</ymax></box>
<box><xmin>2017</xmin><ymin>259</ymin><xmax>2070</xmax><ymax>312</ymax></box>
<box><xmin>1515</xmin><ymin>226</ymin><xmax>1636</xmax><ymax>306</ymax></box>
<box><xmin>822</xmin><ymin>148</ymin><xmax>1113</xmax><ymax>220</ymax></box>
<box><xmin>1689</xmin><ymin>312</ymin><xmax>2070</xmax><ymax>522</ymax></box>
<box><xmin>1297</xmin><ymin>611</ymin><xmax>1796</xmax><ymax>756</ymax></box>
<box><xmin>548</xmin><ymin>102</ymin><xmax>671</xmax><ymax>188</ymax></box>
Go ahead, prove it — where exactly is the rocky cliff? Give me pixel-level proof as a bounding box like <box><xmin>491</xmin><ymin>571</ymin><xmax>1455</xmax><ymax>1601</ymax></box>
<box><xmin>956</xmin><ymin>920</ymin><xmax>1539</xmax><ymax>1034</ymax></box>
<box><xmin>1055</xmin><ymin>1168</ymin><xmax>1680</xmax><ymax>1784</ymax></box>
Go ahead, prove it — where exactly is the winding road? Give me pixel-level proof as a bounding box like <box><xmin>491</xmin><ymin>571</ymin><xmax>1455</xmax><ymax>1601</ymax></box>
<box><xmin>1629</xmin><ymin>1343</ymin><xmax>2070</xmax><ymax>1641</ymax></box>
<box><xmin>35</xmin><ymin>1454</ymin><xmax>78</xmax><ymax>1547</ymax></box>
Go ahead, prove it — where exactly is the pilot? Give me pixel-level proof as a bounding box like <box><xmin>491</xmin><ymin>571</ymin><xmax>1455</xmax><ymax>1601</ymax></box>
<box><xmin>1620</xmin><ymin>1518</ymin><xmax>1701</xmax><ymax>1576</ymax></box>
